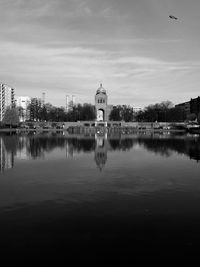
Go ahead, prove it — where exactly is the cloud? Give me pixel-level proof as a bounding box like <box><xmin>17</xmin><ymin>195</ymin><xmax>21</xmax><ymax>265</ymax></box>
<box><xmin>2</xmin><ymin>39</ymin><xmax>199</xmax><ymax>105</ymax></box>
<box><xmin>1</xmin><ymin>0</ymin><xmax>200</xmax><ymax>107</ymax></box>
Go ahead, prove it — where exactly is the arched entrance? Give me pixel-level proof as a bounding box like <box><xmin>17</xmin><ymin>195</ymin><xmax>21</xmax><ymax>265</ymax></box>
<box><xmin>97</xmin><ymin>109</ymin><xmax>104</xmax><ymax>121</ymax></box>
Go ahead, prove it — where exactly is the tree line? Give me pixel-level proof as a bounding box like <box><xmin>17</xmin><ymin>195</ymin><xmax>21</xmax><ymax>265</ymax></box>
<box><xmin>109</xmin><ymin>105</ymin><xmax>134</xmax><ymax>122</ymax></box>
<box><xmin>1</xmin><ymin>99</ymin><xmax>198</xmax><ymax>127</ymax></box>
<box><xmin>1</xmin><ymin>103</ymin><xmax>96</xmax><ymax>127</ymax></box>
<box><xmin>135</xmin><ymin>101</ymin><xmax>189</xmax><ymax>122</ymax></box>
<box><xmin>28</xmin><ymin>102</ymin><xmax>96</xmax><ymax>122</ymax></box>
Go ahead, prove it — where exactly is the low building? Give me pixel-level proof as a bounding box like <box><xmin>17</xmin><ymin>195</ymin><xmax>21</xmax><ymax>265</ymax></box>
<box><xmin>16</xmin><ymin>96</ymin><xmax>31</xmax><ymax>122</ymax></box>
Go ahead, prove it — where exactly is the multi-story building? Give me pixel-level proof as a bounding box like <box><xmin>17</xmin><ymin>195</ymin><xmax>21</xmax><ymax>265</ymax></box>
<box><xmin>0</xmin><ymin>83</ymin><xmax>15</xmax><ymax>121</ymax></box>
<box><xmin>15</xmin><ymin>96</ymin><xmax>31</xmax><ymax>122</ymax></box>
<box><xmin>175</xmin><ymin>101</ymin><xmax>191</xmax><ymax>116</ymax></box>
<box><xmin>175</xmin><ymin>97</ymin><xmax>200</xmax><ymax>121</ymax></box>
<box><xmin>190</xmin><ymin>96</ymin><xmax>200</xmax><ymax>118</ymax></box>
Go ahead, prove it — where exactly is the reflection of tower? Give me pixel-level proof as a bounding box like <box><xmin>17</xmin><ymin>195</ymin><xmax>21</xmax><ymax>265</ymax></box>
<box><xmin>0</xmin><ymin>138</ymin><xmax>14</xmax><ymax>173</ymax></box>
<box><xmin>94</xmin><ymin>133</ymin><xmax>108</xmax><ymax>171</ymax></box>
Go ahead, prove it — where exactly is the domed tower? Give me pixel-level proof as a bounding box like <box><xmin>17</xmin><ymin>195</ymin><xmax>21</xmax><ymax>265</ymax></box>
<box><xmin>95</xmin><ymin>84</ymin><xmax>108</xmax><ymax>121</ymax></box>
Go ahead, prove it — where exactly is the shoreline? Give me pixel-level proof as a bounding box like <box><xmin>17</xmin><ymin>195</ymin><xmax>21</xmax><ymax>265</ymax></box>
<box><xmin>0</xmin><ymin>127</ymin><xmax>193</xmax><ymax>134</ymax></box>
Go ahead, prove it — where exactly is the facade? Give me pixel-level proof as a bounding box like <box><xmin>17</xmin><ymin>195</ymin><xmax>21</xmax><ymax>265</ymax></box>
<box><xmin>175</xmin><ymin>97</ymin><xmax>200</xmax><ymax>121</ymax></box>
<box><xmin>16</xmin><ymin>96</ymin><xmax>31</xmax><ymax>122</ymax></box>
<box><xmin>0</xmin><ymin>83</ymin><xmax>15</xmax><ymax>121</ymax></box>
<box><xmin>95</xmin><ymin>84</ymin><xmax>112</xmax><ymax>122</ymax></box>
<box><xmin>175</xmin><ymin>101</ymin><xmax>191</xmax><ymax>116</ymax></box>
<box><xmin>190</xmin><ymin>96</ymin><xmax>200</xmax><ymax>118</ymax></box>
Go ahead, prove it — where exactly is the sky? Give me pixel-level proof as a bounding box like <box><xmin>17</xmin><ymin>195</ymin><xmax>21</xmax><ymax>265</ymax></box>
<box><xmin>0</xmin><ymin>0</ymin><xmax>200</xmax><ymax>108</ymax></box>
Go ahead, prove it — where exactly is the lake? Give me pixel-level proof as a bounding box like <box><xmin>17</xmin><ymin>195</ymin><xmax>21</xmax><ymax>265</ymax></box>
<box><xmin>0</xmin><ymin>131</ymin><xmax>200</xmax><ymax>264</ymax></box>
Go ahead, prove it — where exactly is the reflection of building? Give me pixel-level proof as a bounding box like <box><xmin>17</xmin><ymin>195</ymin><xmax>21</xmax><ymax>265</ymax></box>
<box><xmin>16</xmin><ymin>147</ymin><xmax>30</xmax><ymax>160</ymax></box>
<box><xmin>0</xmin><ymin>138</ymin><xmax>14</xmax><ymax>173</ymax></box>
<box><xmin>0</xmin><ymin>83</ymin><xmax>15</xmax><ymax>121</ymax></box>
<box><xmin>186</xmin><ymin>137</ymin><xmax>200</xmax><ymax>162</ymax></box>
<box><xmin>16</xmin><ymin>136</ymin><xmax>30</xmax><ymax>160</ymax></box>
<box><xmin>16</xmin><ymin>96</ymin><xmax>31</xmax><ymax>122</ymax></box>
<box><xmin>94</xmin><ymin>133</ymin><xmax>108</xmax><ymax>171</ymax></box>
<box><xmin>95</xmin><ymin>84</ymin><xmax>112</xmax><ymax>122</ymax></box>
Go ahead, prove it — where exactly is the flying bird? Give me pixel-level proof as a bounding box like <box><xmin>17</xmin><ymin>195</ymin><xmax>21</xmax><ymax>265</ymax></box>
<box><xmin>169</xmin><ymin>15</ymin><xmax>178</xmax><ymax>20</ymax></box>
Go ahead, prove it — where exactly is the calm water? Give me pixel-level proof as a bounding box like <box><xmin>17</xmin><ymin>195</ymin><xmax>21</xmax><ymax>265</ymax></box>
<box><xmin>1</xmin><ymin>131</ymin><xmax>200</xmax><ymax>264</ymax></box>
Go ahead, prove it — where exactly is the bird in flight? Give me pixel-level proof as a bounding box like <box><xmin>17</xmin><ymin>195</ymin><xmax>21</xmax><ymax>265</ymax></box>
<box><xmin>169</xmin><ymin>15</ymin><xmax>178</xmax><ymax>20</ymax></box>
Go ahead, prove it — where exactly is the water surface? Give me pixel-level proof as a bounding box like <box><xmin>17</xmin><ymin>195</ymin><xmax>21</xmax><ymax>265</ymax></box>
<box><xmin>0</xmin><ymin>132</ymin><xmax>200</xmax><ymax>263</ymax></box>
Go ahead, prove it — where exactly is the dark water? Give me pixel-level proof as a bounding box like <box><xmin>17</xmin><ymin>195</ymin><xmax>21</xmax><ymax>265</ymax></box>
<box><xmin>1</xmin><ymin>131</ymin><xmax>200</xmax><ymax>264</ymax></box>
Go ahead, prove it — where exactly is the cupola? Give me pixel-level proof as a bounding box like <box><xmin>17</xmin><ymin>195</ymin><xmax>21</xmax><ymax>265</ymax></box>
<box><xmin>96</xmin><ymin>83</ymin><xmax>106</xmax><ymax>95</ymax></box>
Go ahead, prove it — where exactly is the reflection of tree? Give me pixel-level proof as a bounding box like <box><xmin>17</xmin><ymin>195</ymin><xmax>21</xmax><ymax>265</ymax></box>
<box><xmin>137</xmin><ymin>136</ymin><xmax>200</xmax><ymax>161</ymax></box>
<box><xmin>109</xmin><ymin>138</ymin><xmax>136</xmax><ymax>151</ymax></box>
<box><xmin>2</xmin><ymin>133</ymin><xmax>18</xmax><ymax>154</ymax></box>
<box><xmin>108</xmin><ymin>139</ymin><xmax>120</xmax><ymax>150</ymax></box>
<box><xmin>27</xmin><ymin>137</ymin><xmax>45</xmax><ymax>159</ymax></box>
<box><xmin>25</xmin><ymin>136</ymin><xmax>96</xmax><ymax>159</ymax></box>
<box><xmin>1</xmin><ymin>133</ymin><xmax>200</xmax><ymax>164</ymax></box>
<box><xmin>67</xmin><ymin>138</ymin><xmax>95</xmax><ymax>153</ymax></box>
<box><xmin>1</xmin><ymin>134</ymin><xmax>67</xmax><ymax>160</ymax></box>
<box><xmin>137</xmin><ymin>138</ymin><xmax>173</xmax><ymax>157</ymax></box>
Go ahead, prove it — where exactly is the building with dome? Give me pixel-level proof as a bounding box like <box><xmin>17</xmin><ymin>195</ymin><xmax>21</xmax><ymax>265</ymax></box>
<box><xmin>95</xmin><ymin>84</ymin><xmax>112</xmax><ymax>122</ymax></box>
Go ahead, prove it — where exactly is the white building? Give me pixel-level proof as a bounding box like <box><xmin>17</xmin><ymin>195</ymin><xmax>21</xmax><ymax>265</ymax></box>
<box><xmin>0</xmin><ymin>83</ymin><xmax>15</xmax><ymax>121</ymax></box>
<box><xmin>66</xmin><ymin>95</ymin><xmax>76</xmax><ymax>112</ymax></box>
<box><xmin>16</xmin><ymin>96</ymin><xmax>31</xmax><ymax>122</ymax></box>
